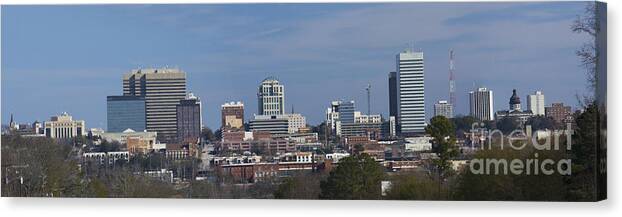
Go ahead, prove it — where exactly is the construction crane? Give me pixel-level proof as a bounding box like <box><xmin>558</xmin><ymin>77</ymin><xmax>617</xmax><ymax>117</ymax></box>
<box><xmin>366</xmin><ymin>83</ymin><xmax>372</xmax><ymax>115</ymax></box>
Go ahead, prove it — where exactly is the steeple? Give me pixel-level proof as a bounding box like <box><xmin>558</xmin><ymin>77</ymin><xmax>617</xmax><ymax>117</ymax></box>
<box><xmin>9</xmin><ymin>113</ymin><xmax>15</xmax><ymax>129</ymax></box>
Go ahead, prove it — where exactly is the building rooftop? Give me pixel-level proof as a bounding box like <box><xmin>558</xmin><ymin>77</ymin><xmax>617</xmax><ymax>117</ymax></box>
<box><xmin>222</xmin><ymin>101</ymin><xmax>244</xmax><ymax>107</ymax></box>
<box><xmin>261</xmin><ymin>76</ymin><xmax>280</xmax><ymax>84</ymax></box>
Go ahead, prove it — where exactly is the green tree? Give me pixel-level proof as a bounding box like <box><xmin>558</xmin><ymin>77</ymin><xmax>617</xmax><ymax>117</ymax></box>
<box><xmin>453</xmin><ymin>147</ymin><xmax>568</xmax><ymax>201</ymax></box>
<box><xmin>525</xmin><ymin>116</ymin><xmax>557</xmax><ymax>130</ymax></box>
<box><xmin>495</xmin><ymin>117</ymin><xmax>520</xmax><ymax>134</ymax></box>
<box><xmin>214</xmin><ymin>129</ymin><xmax>223</xmax><ymax>142</ymax></box>
<box><xmin>451</xmin><ymin>115</ymin><xmax>478</xmax><ymax>135</ymax></box>
<box><xmin>311</xmin><ymin>122</ymin><xmax>329</xmax><ymax>144</ymax></box>
<box><xmin>274</xmin><ymin>172</ymin><xmax>323</xmax><ymax>199</ymax></box>
<box><xmin>385</xmin><ymin>174</ymin><xmax>441</xmax><ymax>200</ymax></box>
<box><xmin>425</xmin><ymin>115</ymin><xmax>458</xmax><ymax>198</ymax></box>
<box><xmin>566</xmin><ymin>103</ymin><xmax>598</xmax><ymax>201</ymax></box>
<box><xmin>319</xmin><ymin>154</ymin><xmax>385</xmax><ymax>199</ymax></box>
<box><xmin>1</xmin><ymin>135</ymin><xmax>86</xmax><ymax>197</ymax></box>
<box><xmin>201</xmin><ymin>127</ymin><xmax>216</xmax><ymax>141</ymax></box>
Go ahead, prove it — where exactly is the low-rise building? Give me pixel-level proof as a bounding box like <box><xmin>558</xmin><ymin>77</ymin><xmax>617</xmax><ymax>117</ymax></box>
<box><xmin>249</xmin><ymin>113</ymin><xmax>307</xmax><ymax>135</ymax></box>
<box><xmin>325</xmin><ymin>153</ymin><xmax>350</xmax><ymax>163</ymax></box>
<box><xmin>209</xmin><ymin>155</ymin><xmax>263</xmax><ymax>166</ymax></box>
<box><xmin>83</xmin><ymin>151</ymin><xmax>130</xmax><ymax>165</ymax></box>
<box><xmin>100</xmin><ymin>129</ymin><xmax>158</xmax><ymax>154</ymax></box>
<box><xmin>44</xmin><ymin>112</ymin><xmax>85</xmax><ymax>139</ymax></box>
<box><xmin>218</xmin><ymin>139</ymin><xmax>295</xmax><ymax>154</ymax></box>
<box><xmin>404</xmin><ymin>136</ymin><xmax>433</xmax><ymax>152</ymax></box>
<box><xmin>13</xmin><ymin>121</ymin><xmax>44</xmax><ymax>136</ymax></box>
<box><xmin>545</xmin><ymin>102</ymin><xmax>573</xmax><ymax>125</ymax></box>
<box><xmin>217</xmin><ymin>163</ymin><xmax>279</xmax><ymax>183</ymax></box>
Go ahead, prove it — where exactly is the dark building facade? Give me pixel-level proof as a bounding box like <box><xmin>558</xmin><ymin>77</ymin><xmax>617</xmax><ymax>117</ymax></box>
<box><xmin>340</xmin><ymin>101</ymin><xmax>356</xmax><ymax>124</ymax></box>
<box><xmin>107</xmin><ymin>96</ymin><xmax>146</xmax><ymax>132</ymax></box>
<box><xmin>176</xmin><ymin>93</ymin><xmax>202</xmax><ymax>142</ymax></box>
<box><xmin>388</xmin><ymin>71</ymin><xmax>398</xmax><ymax>119</ymax></box>
<box><xmin>388</xmin><ymin>71</ymin><xmax>399</xmax><ymax>135</ymax></box>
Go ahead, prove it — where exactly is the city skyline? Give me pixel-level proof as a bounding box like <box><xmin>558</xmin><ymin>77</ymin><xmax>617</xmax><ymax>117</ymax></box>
<box><xmin>1</xmin><ymin>2</ymin><xmax>591</xmax><ymax>130</ymax></box>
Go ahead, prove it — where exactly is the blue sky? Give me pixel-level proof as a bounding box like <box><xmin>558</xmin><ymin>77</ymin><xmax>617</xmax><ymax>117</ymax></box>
<box><xmin>1</xmin><ymin>2</ymin><xmax>591</xmax><ymax>130</ymax></box>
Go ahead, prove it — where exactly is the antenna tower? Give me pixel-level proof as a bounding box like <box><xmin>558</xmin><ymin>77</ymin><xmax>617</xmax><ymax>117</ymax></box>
<box><xmin>449</xmin><ymin>49</ymin><xmax>456</xmax><ymax>113</ymax></box>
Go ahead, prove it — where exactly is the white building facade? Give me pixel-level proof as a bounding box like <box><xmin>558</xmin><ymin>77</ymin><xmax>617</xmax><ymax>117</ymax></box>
<box><xmin>397</xmin><ymin>49</ymin><xmax>426</xmax><ymax>135</ymax></box>
<box><xmin>469</xmin><ymin>87</ymin><xmax>494</xmax><ymax>121</ymax></box>
<box><xmin>527</xmin><ymin>90</ymin><xmax>545</xmax><ymax>116</ymax></box>
<box><xmin>434</xmin><ymin>100</ymin><xmax>453</xmax><ymax>118</ymax></box>
<box><xmin>44</xmin><ymin>112</ymin><xmax>86</xmax><ymax>139</ymax></box>
<box><xmin>258</xmin><ymin>77</ymin><xmax>285</xmax><ymax>115</ymax></box>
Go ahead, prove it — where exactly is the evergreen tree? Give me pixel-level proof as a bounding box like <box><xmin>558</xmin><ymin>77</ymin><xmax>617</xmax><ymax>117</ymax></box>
<box><xmin>319</xmin><ymin>154</ymin><xmax>385</xmax><ymax>199</ymax></box>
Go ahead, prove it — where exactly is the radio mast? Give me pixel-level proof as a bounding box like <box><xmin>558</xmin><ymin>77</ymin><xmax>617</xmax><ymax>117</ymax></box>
<box><xmin>449</xmin><ymin>49</ymin><xmax>456</xmax><ymax>114</ymax></box>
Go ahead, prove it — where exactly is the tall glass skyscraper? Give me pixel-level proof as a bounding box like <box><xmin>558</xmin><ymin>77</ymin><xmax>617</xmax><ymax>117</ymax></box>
<box><xmin>469</xmin><ymin>87</ymin><xmax>494</xmax><ymax>121</ymax></box>
<box><xmin>339</xmin><ymin>101</ymin><xmax>356</xmax><ymax>124</ymax></box>
<box><xmin>258</xmin><ymin>77</ymin><xmax>285</xmax><ymax>115</ymax></box>
<box><xmin>123</xmin><ymin>68</ymin><xmax>186</xmax><ymax>142</ymax></box>
<box><xmin>107</xmin><ymin>95</ymin><xmax>146</xmax><ymax>132</ymax></box>
<box><xmin>397</xmin><ymin>49</ymin><xmax>425</xmax><ymax>136</ymax></box>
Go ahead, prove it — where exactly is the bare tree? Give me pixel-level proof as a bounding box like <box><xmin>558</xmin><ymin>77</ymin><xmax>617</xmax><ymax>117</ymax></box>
<box><xmin>571</xmin><ymin>2</ymin><xmax>600</xmax><ymax>94</ymax></box>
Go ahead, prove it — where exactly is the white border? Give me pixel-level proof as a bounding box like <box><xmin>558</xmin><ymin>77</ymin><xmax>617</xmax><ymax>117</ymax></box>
<box><xmin>1</xmin><ymin>0</ymin><xmax>620</xmax><ymax>217</ymax></box>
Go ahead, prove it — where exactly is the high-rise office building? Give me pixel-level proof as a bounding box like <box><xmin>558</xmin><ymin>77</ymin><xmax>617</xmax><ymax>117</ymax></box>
<box><xmin>381</xmin><ymin>116</ymin><xmax>397</xmax><ymax>139</ymax></box>
<box><xmin>397</xmin><ymin>49</ymin><xmax>425</xmax><ymax>135</ymax></box>
<box><xmin>258</xmin><ymin>77</ymin><xmax>285</xmax><ymax>115</ymax></box>
<box><xmin>388</xmin><ymin>71</ymin><xmax>398</xmax><ymax>119</ymax></box>
<box><xmin>388</xmin><ymin>71</ymin><xmax>399</xmax><ymax>135</ymax></box>
<box><xmin>44</xmin><ymin>112</ymin><xmax>85</xmax><ymax>139</ymax></box>
<box><xmin>107</xmin><ymin>95</ymin><xmax>146</xmax><ymax>132</ymax></box>
<box><xmin>434</xmin><ymin>100</ymin><xmax>453</xmax><ymax>118</ymax></box>
<box><xmin>339</xmin><ymin>101</ymin><xmax>356</xmax><ymax>124</ymax></box>
<box><xmin>123</xmin><ymin>68</ymin><xmax>187</xmax><ymax>142</ymax></box>
<box><xmin>177</xmin><ymin>93</ymin><xmax>202</xmax><ymax>142</ymax></box>
<box><xmin>326</xmin><ymin>100</ymin><xmax>342</xmax><ymax>134</ymax></box>
<box><xmin>469</xmin><ymin>87</ymin><xmax>494</xmax><ymax>121</ymax></box>
<box><xmin>221</xmin><ymin>101</ymin><xmax>244</xmax><ymax>131</ymax></box>
<box><xmin>527</xmin><ymin>90</ymin><xmax>545</xmax><ymax>115</ymax></box>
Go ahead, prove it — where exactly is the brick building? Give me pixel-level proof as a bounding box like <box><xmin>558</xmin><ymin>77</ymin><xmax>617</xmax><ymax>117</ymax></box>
<box><xmin>545</xmin><ymin>103</ymin><xmax>573</xmax><ymax>124</ymax></box>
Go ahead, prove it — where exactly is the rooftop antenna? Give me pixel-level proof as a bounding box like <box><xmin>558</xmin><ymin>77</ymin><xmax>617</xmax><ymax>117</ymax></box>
<box><xmin>366</xmin><ymin>83</ymin><xmax>372</xmax><ymax>115</ymax></box>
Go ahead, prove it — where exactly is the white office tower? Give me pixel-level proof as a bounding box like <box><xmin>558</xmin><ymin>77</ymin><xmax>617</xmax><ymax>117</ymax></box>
<box><xmin>258</xmin><ymin>77</ymin><xmax>285</xmax><ymax>115</ymax></box>
<box><xmin>123</xmin><ymin>68</ymin><xmax>187</xmax><ymax>142</ymax></box>
<box><xmin>434</xmin><ymin>100</ymin><xmax>453</xmax><ymax>118</ymax></box>
<box><xmin>469</xmin><ymin>87</ymin><xmax>494</xmax><ymax>121</ymax></box>
<box><xmin>527</xmin><ymin>90</ymin><xmax>545</xmax><ymax>116</ymax></box>
<box><xmin>326</xmin><ymin>100</ymin><xmax>341</xmax><ymax>133</ymax></box>
<box><xmin>396</xmin><ymin>49</ymin><xmax>425</xmax><ymax>135</ymax></box>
